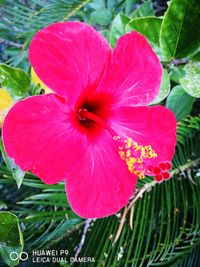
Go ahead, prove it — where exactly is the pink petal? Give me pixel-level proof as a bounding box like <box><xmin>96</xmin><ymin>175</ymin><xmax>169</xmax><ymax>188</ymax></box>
<box><xmin>111</xmin><ymin>105</ymin><xmax>176</xmax><ymax>166</ymax></box>
<box><xmin>65</xmin><ymin>131</ymin><xmax>137</xmax><ymax>218</ymax></box>
<box><xmin>97</xmin><ymin>31</ymin><xmax>162</xmax><ymax>106</ymax></box>
<box><xmin>29</xmin><ymin>22</ymin><xmax>111</xmax><ymax>107</ymax></box>
<box><xmin>2</xmin><ymin>94</ymin><xmax>88</xmax><ymax>184</ymax></box>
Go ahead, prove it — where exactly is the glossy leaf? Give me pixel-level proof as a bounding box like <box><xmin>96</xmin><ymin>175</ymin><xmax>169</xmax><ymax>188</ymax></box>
<box><xmin>166</xmin><ymin>85</ymin><xmax>195</xmax><ymax>121</ymax></box>
<box><xmin>126</xmin><ymin>16</ymin><xmax>167</xmax><ymax>61</ymax></box>
<box><xmin>192</xmin><ymin>50</ymin><xmax>200</xmax><ymax>61</ymax></box>
<box><xmin>0</xmin><ymin>212</ymin><xmax>23</xmax><ymax>267</ymax></box>
<box><xmin>131</xmin><ymin>0</ymin><xmax>154</xmax><ymax>18</ymax></box>
<box><xmin>110</xmin><ymin>13</ymin><xmax>130</xmax><ymax>48</ymax></box>
<box><xmin>150</xmin><ymin>69</ymin><xmax>170</xmax><ymax>104</ymax></box>
<box><xmin>160</xmin><ymin>0</ymin><xmax>200</xmax><ymax>59</ymax></box>
<box><xmin>180</xmin><ymin>61</ymin><xmax>200</xmax><ymax>97</ymax></box>
<box><xmin>126</xmin><ymin>17</ymin><xmax>162</xmax><ymax>45</ymax></box>
<box><xmin>0</xmin><ymin>64</ymin><xmax>30</xmax><ymax>100</ymax></box>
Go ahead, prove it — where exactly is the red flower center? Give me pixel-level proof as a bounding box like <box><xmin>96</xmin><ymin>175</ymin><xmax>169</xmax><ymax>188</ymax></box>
<box><xmin>73</xmin><ymin>92</ymin><xmax>114</xmax><ymax>138</ymax></box>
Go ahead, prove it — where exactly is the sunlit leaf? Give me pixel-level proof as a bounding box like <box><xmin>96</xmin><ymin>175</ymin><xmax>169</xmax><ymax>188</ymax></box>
<box><xmin>126</xmin><ymin>16</ymin><xmax>167</xmax><ymax>61</ymax></box>
<box><xmin>0</xmin><ymin>64</ymin><xmax>30</xmax><ymax>100</ymax></box>
<box><xmin>180</xmin><ymin>61</ymin><xmax>200</xmax><ymax>97</ymax></box>
<box><xmin>160</xmin><ymin>0</ymin><xmax>200</xmax><ymax>59</ymax></box>
<box><xmin>126</xmin><ymin>16</ymin><xmax>161</xmax><ymax>45</ymax></box>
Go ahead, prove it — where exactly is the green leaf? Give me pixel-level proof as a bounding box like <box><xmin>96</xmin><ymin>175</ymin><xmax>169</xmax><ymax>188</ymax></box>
<box><xmin>125</xmin><ymin>0</ymin><xmax>137</xmax><ymax>15</ymax></box>
<box><xmin>150</xmin><ymin>69</ymin><xmax>170</xmax><ymax>104</ymax></box>
<box><xmin>125</xmin><ymin>16</ymin><xmax>167</xmax><ymax>61</ymax></box>
<box><xmin>131</xmin><ymin>0</ymin><xmax>154</xmax><ymax>18</ymax></box>
<box><xmin>160</xmin><ymin>0</ymin><xmax>200</xmax><ymax>59</ymax></box>
<box><xmin>180</xmin><ymin>61</ymin><xmax>200</xmax><ymax>97</ymax></box>
<box><xmin>166</xmin><ymin>85</ymin><xmax>195</xmax><ymax>121</ymax></box>
<box><xmin>0</xmin><ymin>64</ymin><xmax>30</xmax><ymax>100</ymax></box>
<box><xmin>191</xmin><ymin>49</ymin><xmax>200</xmax><ymax>61</ymax></box>
<box><xmin>110</xmin><ymin>13</ymin><xmax>130</xmax><ymax>48</ymax></box>
<box><xmin>0</xmin><ymin>140</ymin><xmax>25</xmax><ymax>188</ymax></box>
<box><xmin>126</xmin><ymin>17</ymin><xmax>162</xmax><ymax>45</ymax></box>
<box><xmin>170</xmin><ymin>65</ymin><xmax>185</xmax><ymax>83</ymax></box>
<box><xmin>90</xmin><ymin>8</ymin><xmax>112</xmax><ymax>26</ymax></box>
<box><xmin>0</xmin><ymin>212</ymin><xmax>24</xmax><ymax>267</ymax></box>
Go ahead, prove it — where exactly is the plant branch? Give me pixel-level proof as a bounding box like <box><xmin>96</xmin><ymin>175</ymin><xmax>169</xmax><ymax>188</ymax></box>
<box><xmin>75</xmin><ymin>219</ymin><xmax>93</xmax><ymax>257</ymax></box>
<box><xmin>113</xmin><ymin>158</ymin><xmax>200</xmax><ymax>243</ymax></box>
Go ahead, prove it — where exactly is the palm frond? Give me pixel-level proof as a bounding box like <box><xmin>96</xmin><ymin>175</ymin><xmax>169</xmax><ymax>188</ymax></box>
<box><xmin>1</xmin><ymin>0</ymin><xmax>91</xmax><ymax>36</ymax></box>
<box><xmin>66</xmin><ymin>167</ymin><xmax>200</xmax><ymax>266</ymax></box>
<box><xmin>0</xmin><ymin>0</ymin><xmax>91</xmax><ymax>68</ymax></box>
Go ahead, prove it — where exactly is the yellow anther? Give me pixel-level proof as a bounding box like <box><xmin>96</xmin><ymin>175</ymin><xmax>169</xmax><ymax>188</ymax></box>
<box><xmin>125</xmin><ymin>138</ymin><xmax>132</xmax><ymax>149</ymax></box>
<box><xmin>116</xmin><ymin>136</ymin><xmax>157</xmax><ymax>179</ymax></box>
<box><xmin>119</xmin><ymin>151</ymin><xmax>125</xmax><ymax>160</ymax></box>
<box><xmin>126</xmin><ymin>150</ymin><xmax>131</xmax><ymax>157</ymax></box>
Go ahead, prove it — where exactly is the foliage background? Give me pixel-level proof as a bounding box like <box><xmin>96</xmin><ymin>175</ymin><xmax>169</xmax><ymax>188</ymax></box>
<box><xmin>0</xmin><ymin>0</ymin><xmax>200</xmax><ymax>266</ymax></box>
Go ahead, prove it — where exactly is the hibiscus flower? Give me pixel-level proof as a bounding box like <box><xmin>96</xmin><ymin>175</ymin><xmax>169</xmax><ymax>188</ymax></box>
<box><xmin>2</xmin><ymin>22</ymin><xmax>176</xmax><ymax>218</ymax></box>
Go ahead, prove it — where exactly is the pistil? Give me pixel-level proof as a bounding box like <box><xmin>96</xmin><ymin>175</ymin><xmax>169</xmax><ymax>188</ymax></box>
<box><xmin>78</xmin><ymin>108</ymin><xmax>116</xmax><ymax>136</ymax></box>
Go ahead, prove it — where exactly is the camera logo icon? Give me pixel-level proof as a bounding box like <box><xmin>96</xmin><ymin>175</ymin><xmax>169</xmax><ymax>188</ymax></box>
<box><xmin>10</xmin><ymin>252</ymin><xmax>28</xmax><ymax>261</ymax></box>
